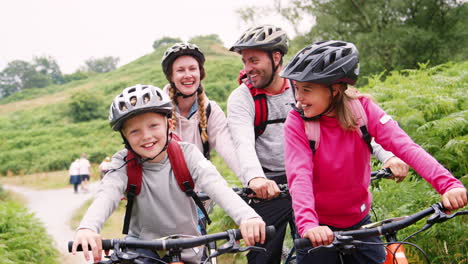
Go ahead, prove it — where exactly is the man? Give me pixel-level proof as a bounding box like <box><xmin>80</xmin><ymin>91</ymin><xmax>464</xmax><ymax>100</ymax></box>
<box><xmin>227</xmin><ymin>25</ymin><xmax>408</xmax><ymax>264</ymax></box>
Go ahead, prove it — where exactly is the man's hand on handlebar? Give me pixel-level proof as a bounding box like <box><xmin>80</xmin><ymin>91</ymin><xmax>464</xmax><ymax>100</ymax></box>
<box><xmin>71</xmin><ymin>228</ymin><xmax>103</xmax><ymax>263</ymax></box>
<box><xmin>248</xmin><ymin>177</ymin><xmax>280</xmax><ymax>200</ymax></box>
<box><xmin>382</xmin><ymin>156</ymin><xmax>409</xmax><ymax>183</ymax></box>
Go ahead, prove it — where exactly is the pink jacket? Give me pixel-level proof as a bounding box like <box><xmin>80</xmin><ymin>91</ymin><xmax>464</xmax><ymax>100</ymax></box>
<box><xmin>284</xmin><ymin>97</ymin><xmax>464</xmax><ymax>236</ymax></box>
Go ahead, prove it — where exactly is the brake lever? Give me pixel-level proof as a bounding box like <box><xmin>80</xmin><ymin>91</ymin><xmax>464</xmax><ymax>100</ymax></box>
<box><xmin>209</xmin><ymin>229</ymin><xmax>240</xmax><ymax>258</ymax></box>
<box><xmin>237</xmin><ymin>245</ymin><xmax>267</xmax><ymax>253</ymax></box>
<box><xmin>306</xmin><ymin>235</ymin><xmax>356</xmax><ymax>254</ymax></box>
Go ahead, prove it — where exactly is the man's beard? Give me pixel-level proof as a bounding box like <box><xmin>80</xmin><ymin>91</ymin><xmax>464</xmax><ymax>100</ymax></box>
<box><xmin>249</xmin><ymin>69</ymin><xmax>273</xmax><ymax>89</ymax></box>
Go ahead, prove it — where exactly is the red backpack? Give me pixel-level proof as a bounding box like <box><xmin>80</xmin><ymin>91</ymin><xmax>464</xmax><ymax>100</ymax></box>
<box><xmin>122</xmin><ymin>134</ymin><xmax>211</xmax><ymax>234</ymax></box>
<box><xmin>238</xmin><ymin>70</ymin><xmax>291</xmax><ymax>138</ymax></box>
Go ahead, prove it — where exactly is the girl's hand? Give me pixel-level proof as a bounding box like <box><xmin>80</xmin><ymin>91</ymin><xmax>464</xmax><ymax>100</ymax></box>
<box><xmin>240</xmin><ymin>217</ymin><xmax>266</xmax><ymax>246</ymax></box>
<box><xmin>71</xmin><ymin>228</ymin><xmax>103</xmax><ymax>263</ymax></box>
<box><xmin>442</xmin><ymin>187</ymin><xmax>468</xmax><ymax>211</ymax></box>
<box><xmin>303</xmin><ymin>226</ymin><xmax>334</xmax><ymax>247</ymax></box>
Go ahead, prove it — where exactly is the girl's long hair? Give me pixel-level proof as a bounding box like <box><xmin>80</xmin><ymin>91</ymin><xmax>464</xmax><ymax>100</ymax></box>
<box><xmin>334</xmin><ymin>84</ymin><xmax>373</xmax><ymax>131</ymax></box>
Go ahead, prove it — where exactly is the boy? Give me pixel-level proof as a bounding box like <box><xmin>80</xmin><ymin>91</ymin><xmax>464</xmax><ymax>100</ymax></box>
<box><xmin>71</xmin><ymin>84</ymin><xmax>265</xmax><ymax>263</ymax></box>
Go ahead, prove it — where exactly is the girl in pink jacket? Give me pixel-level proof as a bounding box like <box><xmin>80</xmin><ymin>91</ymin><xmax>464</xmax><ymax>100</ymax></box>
<box><xmin>280</xmin><ymin>41</ymin><xmax>467</xmax><ymax>264</ymax></box>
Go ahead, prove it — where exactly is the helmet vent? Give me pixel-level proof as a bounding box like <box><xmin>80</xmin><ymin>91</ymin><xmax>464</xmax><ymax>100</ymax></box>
<box><xmin>128</xmin><ymin>87</ymin><xmax>136</xmax><ymax>93</ymax></box>
<box><xmin>143</xmin><ymin>93</ymin><xmax>150</xmax><ymax>104</ymax></box>
<box><xmin>258</xmin><ymin>32</ymin><xmax>266</xmax><ymax>41</ymax></box>
<box><xmin>155</xmin><ymin>90</ymin><xmax>163</xmax><ymax>101</ymax></box>
<box><xmin>130</xmin><ymin>96</ymin><xmax>137</xmax><ymax>106</ymax></box>
<box><xmin>315</xmin><ymin>60</ymin><xmax>325</xmax><ymax>72</ymax></box>
<box><xmin>119</xmin><ymin>102</ymin><xmax>126</xmax><ymax>111</ymax></box>
<box><xmin>329</xmin><ymin>53</ymin><xmax>337</xmax><ymax>64</ymax></box>
<box><xmin>342</xmin><ymin>48</ymin><xmax>351</xmax><ymax>57</ymax></box>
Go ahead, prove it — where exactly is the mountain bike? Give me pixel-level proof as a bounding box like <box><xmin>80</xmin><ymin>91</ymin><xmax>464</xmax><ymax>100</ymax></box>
<box><xmin>293</xmin><ymin>196</ymin><xmax>468</xmax><ymax>264</ymax></box>
<box><xmin>68</xmin><ymin>226</ymin><xmax>275</xmax><ymax>264</ymax></box>
<box><xmin>198</xmin><ymin>184</ymin><xmax>296</xmax><ymax>264</ymax></box>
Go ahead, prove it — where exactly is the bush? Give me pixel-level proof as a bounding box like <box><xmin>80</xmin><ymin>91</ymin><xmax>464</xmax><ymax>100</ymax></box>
<box><xmin>0</xmin><ymin>201</ymin><xmax>58</xmax><ymax>263</ymax></box>
<box><xmin>68</xmin><ymin>91</ymin><xmax>106</xmax><ymax>122</ymax></box>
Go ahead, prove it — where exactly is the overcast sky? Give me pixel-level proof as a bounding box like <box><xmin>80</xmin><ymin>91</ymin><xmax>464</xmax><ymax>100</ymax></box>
<box><xmin>0</xmin><ymin>0</ymin><xmax>313</xmax><ymax>74</ymax></box>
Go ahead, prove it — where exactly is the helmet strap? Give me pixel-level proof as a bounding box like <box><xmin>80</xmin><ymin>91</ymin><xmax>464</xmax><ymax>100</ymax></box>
<box><xmin>262</xmin><ymin>52</ymin><xmax>279</xmax><ymax>89</ymax></box>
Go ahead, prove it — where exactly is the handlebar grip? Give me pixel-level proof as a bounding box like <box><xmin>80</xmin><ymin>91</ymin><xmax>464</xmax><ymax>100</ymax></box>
<box><xmin>294</xmin><ymin>237</ymin><xmax>311</xmax><ymax>249</ymax></box>
<box><xmin>68</xmin><ymin>240</ymin><xmax>113</xmax><ymax>252</ymax></box>
<box><xmin>265</xmin><ymin>225</ymin><xmax>276</xmax><ymax>242</ymax></box>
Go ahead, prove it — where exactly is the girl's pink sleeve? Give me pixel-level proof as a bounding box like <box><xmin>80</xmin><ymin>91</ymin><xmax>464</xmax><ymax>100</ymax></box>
<box><xmin>284</xmin><ymin>110</ymin><xmax>319</xmax><ymax>236</ymax></box>
<box><xmin>363</xmin><ymin>98</ymin><xmax>464</xmax><ymax>194</ymax></box>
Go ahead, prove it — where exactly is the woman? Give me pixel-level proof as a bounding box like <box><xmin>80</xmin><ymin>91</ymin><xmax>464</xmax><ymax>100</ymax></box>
<box><xmin>161</xmin><ymin>42</ymin><xmax>242</xmax><ymax>178</ymax></box>
<box><xmin>280</xmin><ymin>41</ymin><xmax>467</xmax><ymax>263</ymax></box>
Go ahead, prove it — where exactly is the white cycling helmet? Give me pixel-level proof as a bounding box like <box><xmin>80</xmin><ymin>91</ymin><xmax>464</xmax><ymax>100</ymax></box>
<box><xmin>109</xmin><ymin>84</ymin><xmax>172</xmax><ymax>131</ymax></box>
<box><xmin>230</xmin><ymin>25</ymin><xmax>289</xmax><ymax>54</ymax></box>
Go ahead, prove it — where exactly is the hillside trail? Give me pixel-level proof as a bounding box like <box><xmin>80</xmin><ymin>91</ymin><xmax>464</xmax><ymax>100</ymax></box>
<box><xmin>5</xmin><ymin>182</ymin><xmax>101</xmax><ymax>264</ymax></box>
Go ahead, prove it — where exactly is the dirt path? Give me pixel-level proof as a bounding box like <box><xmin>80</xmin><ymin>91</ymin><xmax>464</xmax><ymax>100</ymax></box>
<box><xmin>4</xmin><ymin>183</ymin><xmax>100</xmax><ymax>264</ymax></box>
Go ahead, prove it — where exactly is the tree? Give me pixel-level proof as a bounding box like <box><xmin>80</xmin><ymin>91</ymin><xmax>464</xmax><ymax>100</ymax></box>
<box><xmin>82</xmin><ymin>56</ymin><xmax>120</xmax><ymax>73</ymax></box>
<box><xmin>189</xmin><ymin>34</ymin><xmax>223</xmax><ymax>45</ymax></box>
<box><xmin>0</xmin><ymin>56</ymin><xmax>66</xmax><ymax>97</ymax></box>
<box><xmin>239</xmin><ymin>0</ymin><xmax>468</xmax><ymax>80</ymax></box>
<box><xmin>152</xmin><ymin>36</ymin><xmax>182</xmax><ymax>50</ymax></box>
<box><xmin>33</xmin><ymin>56</ymin><xmax>64</xmax><ymax>84</ymax></box>
<box><xmin>0</xmin><ymin>60</ymin><xmax>50</xmax><ymax>97</ymax></box>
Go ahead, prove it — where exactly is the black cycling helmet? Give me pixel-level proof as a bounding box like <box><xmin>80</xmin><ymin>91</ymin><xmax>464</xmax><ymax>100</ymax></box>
<box><xmin>109</xmin><ymin>84</ymin><xmax>172</xmax><ymax>131</ymax></box>
<box><xmin>279</xmin><ymin>40</ymin><xmax>359</xmax><ymax>85</ymax></box>
<box><xmin>161</xmin><ymin>42</ymin><xmax>206</xmax><ymax>82</ymax></box>
<box><xmin>230</xmin><ymin>25</ymin><xmax>289</xmax><ymax>55</ymax></box>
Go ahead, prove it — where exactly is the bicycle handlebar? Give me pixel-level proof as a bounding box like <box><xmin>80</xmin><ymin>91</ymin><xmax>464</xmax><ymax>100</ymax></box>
<box><xmin>69</xmin><ymin>225</ymin><xmax>276</xmax><ymax>252</ymax></box>
<box><xmin>197</xmin><ymin>184</ymin><xmax>290</xmax><ymax>202</ymax></box>
<box><xmin>370</xmin><ymin>168</ymin><xmax>392</xmax><ymax>181</ymax></box>
<box><xmin>294</xmin><ymin>200</ymin><xmax>467</xmax><ymax>249</ymax></box>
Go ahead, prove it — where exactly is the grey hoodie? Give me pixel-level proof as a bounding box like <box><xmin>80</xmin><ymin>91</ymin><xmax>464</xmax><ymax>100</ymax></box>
<box><xmin>78</xmin><ymin>142</ymin><xmax>259</xmax><ymax>262</ymax></box>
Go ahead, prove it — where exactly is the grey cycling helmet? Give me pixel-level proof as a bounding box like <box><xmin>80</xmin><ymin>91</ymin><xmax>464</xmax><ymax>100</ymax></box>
<box><xmin>280</xmin><ymin>41</ymin><xmax>359</xmax><ymax>85</ymax></box>
<box><xmin>230</xmin><ymin>25</ymin><xmax>288</xmax><ymax>54</ymax></box>
<box><xmin>109</xmin><ymin>84</ymin><xmax>172</xmax><ymax>131</ymax></box>
<box><xmin>161</xmin><ymin>42</ymin><xmax>206</xmax><ymax>81</ymax></box>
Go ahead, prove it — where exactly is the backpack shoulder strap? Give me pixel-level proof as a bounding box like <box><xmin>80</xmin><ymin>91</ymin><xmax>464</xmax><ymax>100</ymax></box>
<box><xmin>304</xmin><ymin>120</ymin><xmax>320</xmax><ymax>154</ymax></box>
<box><xmin>167</xmin><ymin>140</ymin><xmax>194</xmax><ymax>191</ymax></box>
<box><xmin>126</xmin><ymin>150</ymin><xmax>143</xmax><ymax>195</ymax></box>
<box><xmin>198</xmin><ymin>102</ymin><xmax>211</xmax><ymax>159</ymax></box>
<box><xmin>348</xmin><ymin>99</ymin><xmax>373</xmax><ymax>153</ymax></box>
<box><xmin>242</xmin><ymin>78</ymin><xmax>268</xmax><ymax>139</ymax></box>
<box><xmin>123</xmin><ymin>150</ymin><xmax>143</xmax><ymax>234</ymax></box>
<box><xmin>167</xmin><ymin>140</ymin><xmax>212</xmax><ymax>224</ymax></box>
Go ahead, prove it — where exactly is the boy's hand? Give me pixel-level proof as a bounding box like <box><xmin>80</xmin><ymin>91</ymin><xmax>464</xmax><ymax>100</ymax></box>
<box><xmin>71</xmin><ymin>228</ymin><xmax>103</xmax><ymax>263</ymax></box>
<box><xmin>240</xmin><ymin>217</ymin><xmax>266</xmax><ymax>246</ymax></box>
<box><xmin>442</xmin><ymin>187</ymin><xmax>468</xmax><ymax>211</ymax></box>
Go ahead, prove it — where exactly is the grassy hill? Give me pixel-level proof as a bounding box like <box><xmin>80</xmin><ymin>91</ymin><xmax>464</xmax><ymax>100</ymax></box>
<box><xmin>0</xmin><ymin>43</ymin><xmax>466</xmax><ymax>178</ymax></box>
<box><xmin>0</xmin><ymin>41</ymin><xmax>243</xmax><ymax>175</ymax></box>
